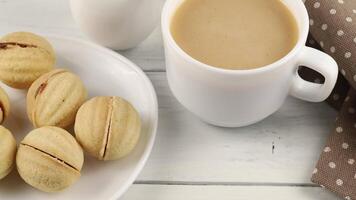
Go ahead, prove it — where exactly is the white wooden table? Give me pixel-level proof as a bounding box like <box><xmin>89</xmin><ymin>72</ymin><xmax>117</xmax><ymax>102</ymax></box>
<box><xmin>0</xmin><ymin>0</ymin><xmax>342</xmax><ymax>199</ymax></box>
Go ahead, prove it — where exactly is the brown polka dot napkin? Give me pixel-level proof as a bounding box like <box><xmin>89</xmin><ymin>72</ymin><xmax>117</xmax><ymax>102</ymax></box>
<box><xmin>303</xmin><ymin>0</ymin><xmax>356</xmax><ymax>199</ymax></box>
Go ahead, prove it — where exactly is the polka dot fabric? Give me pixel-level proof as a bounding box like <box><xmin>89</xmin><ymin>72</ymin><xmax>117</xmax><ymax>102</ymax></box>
<box><xmin>305</xmin><ymin>1</ymin><xmax>356</xmax><ymax>198</ymax></box>
<box><xmin>312</xmin><ymin>90</ymin><xmax>356</xmax><ymax>199</ymax></box>
<box><xmin>306</xmin><ymin>0</ymin><xmax>355</xmax><ymax>87</ymax></box>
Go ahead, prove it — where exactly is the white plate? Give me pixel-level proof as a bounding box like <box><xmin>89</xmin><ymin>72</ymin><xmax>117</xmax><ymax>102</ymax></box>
<box><xmin>0</xmin><ymin>35</ymin><xmax>158</xmax><ymax>200</ymax></box>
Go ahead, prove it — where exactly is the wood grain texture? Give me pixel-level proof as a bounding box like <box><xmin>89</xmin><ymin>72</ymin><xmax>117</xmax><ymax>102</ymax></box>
<box><xmin>122</xmin><ymin>184</ymin><xmax>339</xmax><ymax>200</ymax></box>
<box><xmin>0</xmin><ymin>0</ymin><xmax>82</xmax><ymax>37</ymax></box>
<box><xmin>140</xmin><ymin>73</ymin><xmax>337</xmax><ymax>184</ymax></box>
<box><xmin>0</xmin><ymin>0</ymin><xmax>342</xmax><ymax>199</ymax></box>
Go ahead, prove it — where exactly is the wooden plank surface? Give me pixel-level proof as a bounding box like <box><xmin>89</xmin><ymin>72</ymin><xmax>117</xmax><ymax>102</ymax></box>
<box><xmin>121</xmin><ymin>184</ymin><xmax>339</xmax><ymax>200</ymax></box>
<box><xmin>0</xmin><ymin>0</ymin><xmax>342</xmax><ymax>199</ymax></box>
<box><xmin>140</xmin><ymin>73</ymin><xmax>337</xmax><ymax>184</ymax></box>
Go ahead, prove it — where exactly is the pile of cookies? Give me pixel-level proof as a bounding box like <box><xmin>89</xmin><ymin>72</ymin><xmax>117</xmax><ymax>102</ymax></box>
<box><xmin>0</xmin><ymin>32</ymin><xmax>141</xmax><ymax>192</ymax></box>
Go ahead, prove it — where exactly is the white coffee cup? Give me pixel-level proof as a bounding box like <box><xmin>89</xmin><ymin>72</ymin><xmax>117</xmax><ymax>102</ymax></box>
<box><xmin>70</xmin><ymin>0</ymin><xmax>164</xmax><ymax>50</ymax></box>
<box><xmin>161</xmin><ymin>0</ymin><xmax>338</xmax><ymax>127</ymax></box>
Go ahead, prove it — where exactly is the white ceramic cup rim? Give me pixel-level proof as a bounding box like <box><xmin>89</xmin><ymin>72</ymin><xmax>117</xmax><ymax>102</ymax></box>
<box><xmin>161</xmin><ymin>0</ymin><xmax>310</xmax><ymax>75</ymax></box>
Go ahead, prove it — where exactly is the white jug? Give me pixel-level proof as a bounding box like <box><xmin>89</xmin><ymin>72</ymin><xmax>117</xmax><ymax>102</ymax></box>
<box><xmin>70</xmin><ymin>0</ymin><xmax>164</xmax><ymax>50</ymax></box>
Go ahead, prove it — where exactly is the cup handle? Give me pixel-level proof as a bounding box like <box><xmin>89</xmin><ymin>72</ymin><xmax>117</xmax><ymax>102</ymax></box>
<box><xmin>289</xmin><ymin>46</ymin><xmax>338</xmax><ymax>102</ymax></box>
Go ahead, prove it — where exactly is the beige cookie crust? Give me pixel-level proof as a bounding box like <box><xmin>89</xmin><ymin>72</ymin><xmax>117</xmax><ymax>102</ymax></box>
<box><xmin>0</xmin><ymin>126</ymin><xmax>16</xmax><ymax>180</ymax></box>
<box><xmin>75</xmin><ymin>96</ymin><xmax>141</xmax><ymax>161</ymax></box>
<box><xmin>0</xmin><ymin>32</ymin><xmax>55</xmax><ymax>89</ymax></box>
<box><xmin>16</xmin><ymin>126</ymin><xmax>84</xmax><ymax>192</ymax></box>
<box><xmin>27</xmin><ymin>69</ymin><xmax>87</xmax><ymax>128</ymax></box>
